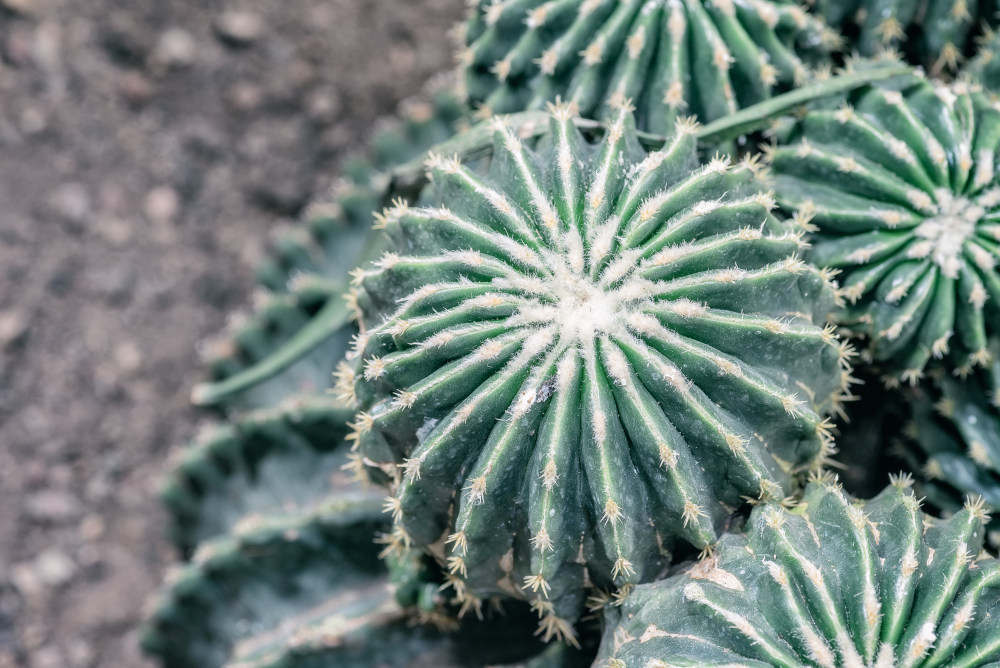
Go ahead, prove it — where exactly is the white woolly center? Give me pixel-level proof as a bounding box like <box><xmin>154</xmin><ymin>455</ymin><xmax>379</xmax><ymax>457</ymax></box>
<box><xmin>915</xmin><ymin>191</ymin><xmax>983</xmax><ymax>278</ymax></box>
<box><xmin>549</xmin><ymin>271</ymin><xmax>623</xmax><ymax>342</ymax></box>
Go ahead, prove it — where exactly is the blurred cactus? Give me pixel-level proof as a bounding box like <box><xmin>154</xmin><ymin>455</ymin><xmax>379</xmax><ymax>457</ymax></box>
<box><xmin>458</xmin><ymin>0</ymin><xmax>838</xmax><ymax>133</ymax></box>
<box><xmin>346</xmin><ymin>102</ymin><xmax>851</xmax><ymax>639</ymax></box>
<box><xmin>769</xmin><ymin>75</ymin><xmax>1000</xmax><ymax>382</ymax></box>
<box><xmin>598</xmin><ymin>478</ymin><xmax>1000</xmax><ymax>667</ymax></box>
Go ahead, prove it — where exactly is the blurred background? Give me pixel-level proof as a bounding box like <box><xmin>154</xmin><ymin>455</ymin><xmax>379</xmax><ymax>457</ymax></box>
<box><xmin>0</xmin><ymin>1</ymin><xmax>463</xmax><ymax>665</ymax></box>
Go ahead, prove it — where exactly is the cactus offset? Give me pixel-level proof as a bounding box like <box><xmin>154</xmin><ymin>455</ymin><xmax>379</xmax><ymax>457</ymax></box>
<box><xmin>347</xmin><ymin>102</ymin><xmax>850</xmax><ymax>638</ymax></box>
<box><xmin>597</xmin><ymin>477</ymin><xmax>1000</xmax><ymax>668</ymax></box>
<box><xmin>899</xmin><ymin>338</ymin><xmax>1000</xmax><ymax>547</ymax></box>
<box><xmin>769</xmin><ymin>75</ymin><xmax>1000</xmax><ymax>382</ymax></box>
<box><xmin>804</xmin><ymin>0</ymin><xmax>998</xmax><ymax>74</ymax></box>
<box><xmin>459</xmin><ymin>0</ymin><xmax>837</xmax><ymax>133</ymax></box>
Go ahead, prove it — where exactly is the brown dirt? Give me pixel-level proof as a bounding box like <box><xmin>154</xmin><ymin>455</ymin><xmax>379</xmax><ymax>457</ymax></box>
<box><xmin>0</xmin><ymin>1</ymin><xmax>463</xmax><ymax>666</ymax></box>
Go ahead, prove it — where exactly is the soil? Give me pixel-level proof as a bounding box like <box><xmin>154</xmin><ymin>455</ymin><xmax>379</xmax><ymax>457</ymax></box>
<box><xmin>0</xmin><ymin>1</ymin><xmax>463</xmax><ymax>666</ymax></box>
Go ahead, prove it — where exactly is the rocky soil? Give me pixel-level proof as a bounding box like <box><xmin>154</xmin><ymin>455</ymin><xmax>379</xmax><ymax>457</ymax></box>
<box><xmin>0</xmin><ymin>1</ymin><xmax>462</xmax><ymax>665</ymax></box>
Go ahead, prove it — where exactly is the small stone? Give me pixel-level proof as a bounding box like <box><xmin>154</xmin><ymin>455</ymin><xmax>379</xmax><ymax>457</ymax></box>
<box><xmin>79</xmin><ymin>514</ymin><xmax>105</xmax><ymax>541</ymax></box>
<box><xmin>118</xmin><ymin>70</ymin><xmax>154</xmax><ymax>105</ymax></box>
<box><xmin>24</xmin><ymin>489</ymin><xmax>80</xmax><ymax>523</ymax></box>
<box><xmin>225</xmin><ymin>81</ymin><xmax>262</xmax><ymax>112</ymax></box>
<box><xmin>143</xmin><ymin>186</ymin><xmax>180</xmax><ymax>223</ymax></box>
<box><xmin>0</xmin><ymin>309</ymin><xmax>28</xmax><ymax>348</ymax></box>
<box><xmin>34</xmin><ymin>549</ymin><xmax>75</xmax><ymax>587</ymax></box>
<box><xmin>48</xmin><ymin>182</ymin><xmax>90</xmax><ymax>225</ymax></box>
<box><xmin>114</xmin><ymin>340</ymin><xmax>141</xmax><ymax>373</ymax></box>
<box><xmin>152</xmin><ymin>27</ymin><xmax>196</xmax><ymax>70</ymax></box>
<box><xmin>214</xmin><ymin>10</ymin><xmax>263</xmax><ymax>47</ymax></box>
<box><xmin>306</xmin><ymin>90</ymin><xmax>341</xmax><ymax>123</ymax></box>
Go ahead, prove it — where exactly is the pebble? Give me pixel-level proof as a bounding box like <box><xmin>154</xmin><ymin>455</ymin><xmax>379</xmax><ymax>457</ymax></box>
<box><xmin>143</xmin><ymin>186</ymin><xmax>180</xmax><ymax>223</ymax></box>
<box><xmin>152</xmin><ymin>27</ymin><xmax>196</xmax><ymax>70</ymax></box>
<box><xmin>48</xmin><ymin>182</ymin><xmax>91</xmax><ymax>225</ymax></box>
<box><xmin>118</xmin><ymin>70</ymin><xmax>154</xmax><ymax>105</ymax></box>
<box><xmin>35</xmin><ymin>549</ymin><xmax>75</xmax><ymax>587</ymax></box>
<box><xmin>24</xmin><ymin>489</ymin><xmax>80</xmax><ymax>523</ymax></box>
<box><xmin>214</xmin><ymin>10</ymin><xmax>263</xmax><ymax>46</ymax></box>
<box><xmin>0</xmin><ymin>309</ymin><xmax>28</xmax><ymax>348</ymax></box>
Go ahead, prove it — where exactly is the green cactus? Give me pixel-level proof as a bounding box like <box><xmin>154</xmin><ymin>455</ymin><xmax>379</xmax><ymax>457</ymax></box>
<box><xmin>768</xmin><ymin>75</ymin><xmax>1000</xmax><ymax>382</ymax></box>
<box><xmin>346</xmin><ymin>102</ymin><xmax>851</xmax><ymax>639</ymax></box>
<box><xmin>898</xmin><ymin>338</ymin><xmax>1000</xmax><ymax>547</ymax></box>
<box><xmin>192</xmin><ymin>89</ymin><xmax>468</xmax><ymax>411</ymax></box>
<box><xmin>804</xmin><ymin>0</ymin><xmax>998</xmax><ymax>74</ymax></box>
<box><xmin>597</xmin><ymin>477</ymin><xmax>1000</xmax><ymax>668</ymax></box>
<box><xmin>458</xmin><ymin>0</ymin><xmax>838</xmax><ymax>133</ymax></box>
<box><xmin>965</xmin><ymin>26</ymin><xmax>1000</xmax><ymax>93</ymax></box>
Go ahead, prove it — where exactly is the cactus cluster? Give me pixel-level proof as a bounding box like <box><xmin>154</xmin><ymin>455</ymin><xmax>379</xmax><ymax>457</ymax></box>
<box><xmin>598</xmin><ymin>478</ymin><xmax>1000</xmax><ymax>668</ymax></box>
<box><xmin>141</xmin><ymin>4</ymin><xmax>1000</xmax><ymax>667</ymax></box>
<box><xmin>769</xmin><ymin>76</ymin><xmax>1000</xmax><ymax>382</ymax></box>
<box><xmin>459</xmin><ymin>0</ymin><xmax>837</xmax><ymax>131</ymax></box>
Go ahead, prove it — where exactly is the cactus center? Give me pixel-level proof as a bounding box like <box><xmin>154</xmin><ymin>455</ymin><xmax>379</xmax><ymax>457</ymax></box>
<box><xmin>915</xmin><ymin>191</ymin><xmax>984</xmax><ymax>278</ymax></box>
<box><xmin>547</xmin><ymin>265</ymin><xmax>625</xmax><ymax>343</ymax></box>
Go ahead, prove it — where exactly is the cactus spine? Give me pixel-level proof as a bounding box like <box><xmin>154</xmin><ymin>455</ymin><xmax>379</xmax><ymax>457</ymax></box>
<box><xmin>459</xmin><ymin>0</ymin><xmax>838</xmax><ymax>132</ymax></box>
<box><xmin>768</xmin><ymin>75</ymin><xmax>1000</xmax><ymax>382</ymax></box>
<box><xmin>597</xmin><ymin>477</ymin><xmax>1000</xmax><ymax>667</ymax></box>
<box><xmin>346</xmin><ymin>101</ymin><xmax>851</xmax><ymax>639</ymax></box>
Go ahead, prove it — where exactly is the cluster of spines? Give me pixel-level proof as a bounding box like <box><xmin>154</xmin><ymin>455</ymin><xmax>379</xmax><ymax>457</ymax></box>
<box><xmin>458</xmin><ymin>0</ymin><xmax>837</xmax><ymax>132</ymax></box>
<box><xmin>767</xmin><ymin>75</ymin><xmax>1000</xmax><ymax>383</ymax></box>
<box><xmin>597</xmin><ymin>475</ymin><xmax>1000</xmax><ymax>668</ymax></box>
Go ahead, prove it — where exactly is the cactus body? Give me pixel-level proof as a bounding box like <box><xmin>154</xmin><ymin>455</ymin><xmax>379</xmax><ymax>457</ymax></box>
<box><xmin>965</xmin><ymin>27</ymin><xmax>1000</xmax><ymax>93</ymax></box>
<box><xmin>459</xmin><ymin>0</ymin><xmax>836</xmax><ymax>133</ymax></box>
<box><xmin>805</xmin><ymin>0</ymin><xmax>998</xmax><ymax>74</ymax></box>
<box><xmin>769</xmin><ymin>76</ymin><xmax>1000</xmax><ymax>382</ymax></box>
<box><xmin>900</xmin><ymin>338</ymin><xmax>1000</xmax><ymax>546</ymax></box>
<box><xmin>348</xmin><ymin>103</ymin><xmax>849</xmax><ymax>637</ymax></box>
<box><xmin>598</xmin><ymin>478</ymin><xmax>1000</xmax><ymax>668</ymax></box>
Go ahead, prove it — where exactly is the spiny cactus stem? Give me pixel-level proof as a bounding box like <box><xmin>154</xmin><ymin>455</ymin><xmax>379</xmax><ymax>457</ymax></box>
<box><xmin>389</xmin><ymin>64</ymin><xmax>913</xmax><ymax>195</ymax></box>
<box><xmin>191</xmin><ymin>289</ymin><xmax>351</xmax><ymax>406</ymax></box>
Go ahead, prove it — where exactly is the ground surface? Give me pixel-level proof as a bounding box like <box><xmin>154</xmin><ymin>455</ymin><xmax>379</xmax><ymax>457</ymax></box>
<box><xmin>0</xmin><ymin>1</ymin><xmax>462</xmax><ymax>665</ymax></box>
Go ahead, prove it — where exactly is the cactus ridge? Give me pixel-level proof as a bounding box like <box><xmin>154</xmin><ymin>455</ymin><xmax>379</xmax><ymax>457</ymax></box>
<box><xmin>347</xmin><ymin>102</ymin><xmax>851</xmax><ymax>638</ymax></box>
<box><xmin>804</xmin><ymin>0</ymin><xmax>998</xmax><ymax>75</ymax></box>
<box><xmin>768</xmin><ymin>76</ymin><xmax>1000</xmax><ymax>382</ymax></box>
<box><xmin>597</xmin><ymin>478</ymin><xmax>1000</xmax><ymax>668</ymax></box>
<box><xmin>459</xmin><ymin>0</ymin><xmax>837</xmax><ymax>133</ymax></box>
<box><xmin>160</xmin><ymin>395</ymin><xmax>361</xmax><ymax>554</ymax></box>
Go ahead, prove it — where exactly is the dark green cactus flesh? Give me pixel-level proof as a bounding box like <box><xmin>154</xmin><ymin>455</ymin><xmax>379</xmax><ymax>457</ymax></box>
<box><xmin>768</xmin><ymin>76</ymin><xmax>1000</xmax><ymax>382</ymax></box>
<box><xmin>598</xmin><ymin>478</ymin><xmax>1000</xmax><ymax>667</ymax></box>
<box><xmin>459</xmin><ymin>0</ymin><xmax>837</xmax><ymax>132</ymax></box>
<box><xmin>804</xmin><ymin>0</ymin><xmax>998</xmax><ymax>74</ymax></box>
<box><xmin>900</xmin><ymin>338</ymin><xmax>1000</xmax><ymax>547</ymax></box>
<box><xmin>346</xmin><ymin>103</ymin><xmax>851</xmax><ymax>639</ymax></box>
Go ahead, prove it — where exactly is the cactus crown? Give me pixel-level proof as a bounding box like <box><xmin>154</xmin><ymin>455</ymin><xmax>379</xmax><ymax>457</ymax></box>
<box><xmin>598</xmin><ymin>478</ymin><xmax>1000</xmax><ymax>668</ymax></box>
<box><xmin>345</xmin><ymin>101</ymin><xmax>850</xmax><ymax>637</ymax></box>
<box><xmin>459</xmin><ymin>0</ymin><xmax>836</xmax><ymax>132</ymax></box>
<box><xmin>769</xmin><ymin>76</ymin><xmax>1000</xmax><ymax>382</ymax></box>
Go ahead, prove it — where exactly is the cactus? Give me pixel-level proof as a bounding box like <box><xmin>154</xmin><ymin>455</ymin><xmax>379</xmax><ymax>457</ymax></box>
<box><xmin>458</xmin><ymin>0</ymin><xmax>838</xmax><ymax>133</ymax></box>
<box><xmin>346</xmin><ymin>101</ymin><xmax>851</xmax><ymax>639</ymax></box>
<box><xmin>965</xmin><ymin>26</ymin><xmax>1000</xmax><ymax>93</ymax></box>
<box><xmin>597</xmin><ymin>477</ymin><xmax>1000</xmax><ymax>668</ymax></box>
<box><xmin>192</xmin><ymin>89</ymin><xmax>468</xmax><ymax>411</ymax></box>
<box><xmin>898</xmin><ymin>337</ymin><xmax>1000</xmax><ymax>547</ymax></box>
<box><xmin>804</xmin><ymin>0</ymin><xmax>998</xmax><ymax>74</ymax></box>
<box><xmin>768</xmin><ymin>75</ymin><xmax>1000</xmax><ymax>382</ymax></box>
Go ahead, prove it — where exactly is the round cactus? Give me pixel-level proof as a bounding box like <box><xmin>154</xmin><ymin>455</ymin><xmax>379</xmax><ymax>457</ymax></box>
<box><xmin>458</xmin><ymin>0</ymin><xmax>837</xmax><ymax>133</ymax></box>
<box><xmin>345</xmin><ymin>102</ymin><xmax>851</xmax><ymax>638</ymax></box>
<box><xmin>898</xmin><ymin>338</ymin><xmax>1000</xmax><ymax>547</ymax></box>
<box><xmin>597</xmin><ymin>477</ymin><xmax>1000</xmax><ymax>668</ymax></box>
<box><xmin>768</xmin><ymin>76</ymin><xmax>1000</xmax><ymax>382</ymax></box>
<box><xmin>805</xmin><ymin>0</ymin><xmax>998</xmax><ymax>74</ymax></box>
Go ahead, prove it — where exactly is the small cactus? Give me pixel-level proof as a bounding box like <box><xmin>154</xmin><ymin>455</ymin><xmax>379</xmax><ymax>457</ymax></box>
<box><xmin>900</xmin><ymin>337</ymin><xmax>1000</xmax><ymax>547</ymax></box>
<box><xmin>805</xmin><ymin>0</ymin><xmax>998</xmax><ymax>74</ymax></box>
<box><xmin>768</xmin><ymin>75</ymin><xmax>1000</xmax><ymax>382</ymax></box>
<box><xmin>597</xmin><ymin>477</ymin><xmax>1000</xmax><ymax>668</ymax></box>
<box><xmin>347</xmin><ymin>102</ymin><xmax>851</xmax><ymax>637</ymax></box>
<box><xmin>459</xmin><ymin>0</ymin><xmax>837</xmax><ymax>132</ymax></box>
